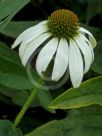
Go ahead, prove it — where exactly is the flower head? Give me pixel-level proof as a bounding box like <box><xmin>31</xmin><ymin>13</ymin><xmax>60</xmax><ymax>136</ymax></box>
<box><xmin>12</xmin><ymin>9</ymin><xmax>96</xmax><ymax>88</ymax></box>
<box><xmin>47</xmin><ymin>9</ymin><xmax>79</xmax><ymax>39</ymax></box>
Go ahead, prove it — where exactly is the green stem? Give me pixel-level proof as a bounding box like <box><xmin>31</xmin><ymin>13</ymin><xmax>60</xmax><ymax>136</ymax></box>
<box><xmin>14</xmin><ymin>88</ymin><xmax>37</xmax><ymax>127</ymax></box>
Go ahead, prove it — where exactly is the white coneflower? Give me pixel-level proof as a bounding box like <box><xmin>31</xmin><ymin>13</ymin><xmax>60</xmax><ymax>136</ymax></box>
<box><xmin>12</xmin><ymin>9</ymin><xmax>96</xmax><ymax>88</ymax></box>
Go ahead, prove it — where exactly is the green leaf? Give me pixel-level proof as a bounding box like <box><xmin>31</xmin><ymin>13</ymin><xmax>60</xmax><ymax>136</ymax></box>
<box><xmin>49</xmin><ymin>76</ymin><xmax>102</xmax><ymax>109</ymax></box>
<box><xmin>12</xmin><ymin>90</ymin><xmax>40</xmax><ymax>108</ymax></box>
<box><xmin>0</xmin><ymin>71</ymin><xmax>33</xmax><ymax>90</ymax></box>
<box><xmin>0</xmin><ymin>57</ymin><xmax>27</xmax><ymax>77</ymax></box>
<box><xmin>37</xmin><ymin>90</ymin><xmax>56</xmax><ymax>113</ymax></box>
<box><xmin>25</xmin><ymin>105</ymin><xmax>102</xmax><ymax>136</ymax></box>
<box><xmin>25</xmin><ymin>120</ymin><xmax>61</xmax><ymax>136</ymax></box>
<box><xmin>0</xmin><ymin>41</ymin><xmax>22</xmax><ymax>67</ymax></box>
<box><xmin>0</xmin><ymin>120</ymin><xmax>23</xmax><ymax>136</ymax></box>
<box><xmin>0</xmin><ymin>84</ymin><xmax>22</xmax><ymax>104</ymax></box>
<box><xmin>0</xmin><ymin>41</ymin><xmax>28</xmax><ymax>77</ymax></box>
<box><xmin>91</xmin><ymin>41</ymin><xmax>102</xmax><ymax>74</ymax></box>
<box><xmin>0</xmin><ymin>41</ymin><xmax>20</xmax><ymax>64</ymax></box>
<box><xmin>0</xmin><ymin>85</ymin><xmax>40</xmax><ymax>108</ymax></box>
<box><xmin>1</xmin><ymin>21</ymin><xmax>39</xmax><ymax>38</ymax></box>
<box><xmin>0</xmin><ymin>93</ymin><xmax>12</xmax><ymax>105</ymax></box>
<box><xmin>0</xmin><ymin>42</ymin><xmax>34</xmax><ymax>90</ymax></box>
<box><xmin>0</xmin><ymin>0</ymin><xmax>30</xmax><ymax>31</ymax></box>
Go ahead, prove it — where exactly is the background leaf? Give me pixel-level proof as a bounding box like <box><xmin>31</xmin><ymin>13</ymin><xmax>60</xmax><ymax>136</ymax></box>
<box><xmin>0</xmin><ymin>42</ymin><xmax>33</xmax><ymax>90</ymax></box>
<box><xmin>12</xmin><ymin>90</ymin><xmax>40</xmax><ymax>108</ymax></box>
<box><xmin>0</xmin><ymin>84</ymin><xmax>41</xmax><ymax>108</ymax></box>
<box><xmin>37</xmin><ymin>90</ymin><xmax>55</xmax><ymax>113</ymax></box>
<box><xmin>0</xmin><ymin>120</ymin><xmax>23</xmax><ymax>136</ymax></box>
<box><xmin>25</xmin><ymin>105</ymin><xmax>102</xmax><ymax>136</ymax></box>
<box><xmin>0</xmin><ymin>0</ymin><xmax>30</xmax><ymax>32</ymax></box>
<box><xmin>0</xmin><ymin>41</ymin><xmax>20</xmax><ymax>65</ymax></box>
<box><xmin>49</xmin><ymin>76</ymin><xmax>102</xmax><ymax>109</ymax></box>
<box><xmin>0</xmin><ymin>71</ymin><xmax>33</xmax><ymax>90</ymax></box>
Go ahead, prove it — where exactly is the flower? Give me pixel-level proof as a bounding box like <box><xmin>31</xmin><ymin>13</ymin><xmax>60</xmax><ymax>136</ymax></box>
<box><xmin>12</xmin><ymin>9</ymin><xmax>96</xmax><ymax>88</ymax></box>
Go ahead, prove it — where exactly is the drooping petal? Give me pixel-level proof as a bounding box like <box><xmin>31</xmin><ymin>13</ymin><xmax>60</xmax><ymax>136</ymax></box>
<box><xmin>11</xmin><ymin>21</ymin><xmax>47</xmax><ymax>49</ymax></box>
<box><xmin>19</xmin><ymin>27</ymin><xmax>47</xmax><ymax>58</ymax></box>
<box><xmin>78</xmin><ymin>33</ymin><xmax>94</xmax><ymax>61</ymax></box>
<box><xmin>74</xmin><ymin>35</ymin><xmax>93</xmax><ymax>74</ymax></box>
<box><xmin>52</xmin><ymin>38</ymin><xmax>69</xmax><ymax>81</ymax></box>
<box><xmin>21</xmin><ymin>32</ymin><xmax>52</xmax><ymax>66</ymax></box>
<box><xmin>69</xmin><ymin>39</ymin><xmax>83</xmax><ymax>88</ymax></box>
<box><xmin>36</xmin><ymin>38</ymin><xmax>59</xmax><ymax>76</ymax></box>
<box><xmin>79</xmin><ymin>27</ymin><xmax>96</xmax><ymax>48</ymax></box>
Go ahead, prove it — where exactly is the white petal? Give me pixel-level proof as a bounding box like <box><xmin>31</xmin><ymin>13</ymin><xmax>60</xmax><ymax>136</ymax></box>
<box><xmin>19</xmin><ymin>27</ymin><xmax>47</xmax><ymax>58</ymax></box>
<box><xmin>69</xmin><ymin>39</ymin><xmax>83</xmax><ymax>88</ymax></box>
<box><xmin>11</xmin><ymin>21</ymin><xmax>47</xmax><ymax>49</ymax></box>
<box><xmin>78</xmin><ymin>33</ymin><xmax>94</xmax><ymax>61</ymax></box>
<box><xmin>36</xmin><ymin>38</ymin><xmax>59</xmax><ymax>76</ymax></box>
<box><xmin>79</xmin><ymin>27</ymin><xmax>96</xmax><ymax>48</ymax></box>
<box><xmin>20</xmin><ymin>23</ymin><xmax>47</xmax><ymax>41</ymax></box>
<box><xmin>21</xmin><ymin>32</ymin><xmax>52</xmax><ymax>66</ymax></box>
<box><xmin>74</xmin><ymin>36</ymin><xmax>93</xmax><ymax>74</ymax></box>
<box><xmin>52</xmin><ymin>38</ymin><xmax>69</xmax><ymax>81</ymax></box>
